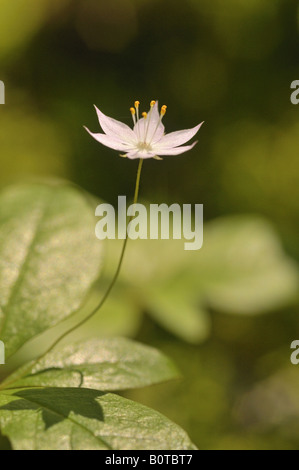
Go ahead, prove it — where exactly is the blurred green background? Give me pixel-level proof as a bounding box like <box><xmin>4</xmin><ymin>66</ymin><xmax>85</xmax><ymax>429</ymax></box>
<box><xmin>1</xmin><ymin>0</ymin><xmax>299</xmax><ymax>450</ymax></box>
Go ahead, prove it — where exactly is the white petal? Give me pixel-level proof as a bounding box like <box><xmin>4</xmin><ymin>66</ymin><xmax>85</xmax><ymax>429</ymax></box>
<box><xmin>133</xmin><ymin>117</ymin><xmax>147</xmax><ymax>142</ymax></box>
<box><xmin>153</xmin><ymin>141</ymin><xmax>198</xmax><ymax>156</ymax></box>
<box><xmin>84</xmin><ymin>127</ymin><xmax>133</xmax><ymax>152</ymax></box>
<box><xmin>146</xmin><ymin>102</ymin><xmax>166</xmax><ymax>143</ymax></box>
<box><xmin>125</xmin><ymin>150</ymin><xmax>139</xmax><ymax>159</ymax></box>
<box><xmin>126</xmin><ymin>149</ymin><xmax>156</xmax><ymax>160</ymax></box>
<box><xmin>94</xmin><ymin>106</ymin><xmax>136</xmax><ymax>144</ymax></box>
<box><xmin>150</xmin><ymin>120</ymin><xmax>165</xmax><ymax>144</ymax></box>
<box><xmin>155</xmin><ymin>122</ymin><xmax>204</xmax><ymax>149</ymax></box>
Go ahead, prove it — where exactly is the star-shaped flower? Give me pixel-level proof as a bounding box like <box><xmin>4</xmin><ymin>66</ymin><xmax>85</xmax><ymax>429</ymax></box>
<box><xmin>84</xmin><ymin>100</ymin><xmax>204</xmax><ymax>160</ymax></box>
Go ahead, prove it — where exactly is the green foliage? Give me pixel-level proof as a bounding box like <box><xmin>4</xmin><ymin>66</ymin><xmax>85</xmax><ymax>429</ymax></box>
<box><xmin>0</xmin><ymin>183</ymin><xmax>103</xmax><ymax>358</ymax></box>
<box><xmin>0</xmin><ymin>388</ymin><xmax>195</xmax><ymax>450</ymax></box>
<box><xmin>0</xmin><ymin>182</ymin><xmax>194</xmax><ymax>450</ymax></box>
<box><xmin>98</xmin><ymin>216</ymin><xmax>299</xmax><ymax>343</ymax></box>
<box><xmin>2</xmin><ymin>337</ymin><xmax>178</xmax><ymax>390</ymax></box>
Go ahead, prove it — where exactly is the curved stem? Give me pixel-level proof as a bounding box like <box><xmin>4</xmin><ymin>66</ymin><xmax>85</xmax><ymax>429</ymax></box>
<box><xmin>39</xmin><ymin>158</ymin><xmax>144</xmax><ymax>358</ymax></box>
<box><xmin>0</xmin><ymin>159</ymin><xmax>144</xmax><ymax>388</ymax></box>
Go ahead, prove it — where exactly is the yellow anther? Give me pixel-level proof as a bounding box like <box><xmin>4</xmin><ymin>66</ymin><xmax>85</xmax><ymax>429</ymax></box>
<box><xmin>142</xmin><ymin>112</ymin><xmax>147</xmax><ymax>118</ymax></box>
<box><xmin>130</xmin><ymin>107</ymin><xmax>136</xmax><ymax>115</ymax></box>
<box><xmin>161</xmin><ymin>105</ymin><xmax>167</xmax><ymax>116</ymax></box>
<box><xmin>134</xmin><ymin>101</ymin><xmax>140</xmax><ymax>108</ymax></box>
<box><xmin>150</xmin><ymin>100</ymin><xmax>156</xmax><ymax>107</ymax></box>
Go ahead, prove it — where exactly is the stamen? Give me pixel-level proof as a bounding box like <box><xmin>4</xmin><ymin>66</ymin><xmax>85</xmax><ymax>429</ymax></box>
<box><xmin>161</xmin><ymin>105</ymin><xmax>167</xmax><ymax>116</ymax></box>
<box><xmin>142</xmin><ymin>112</ymin><xmax>147</xmax><ymax>119</ymax></box>
<box><xmin>134</xmin><ymin>101</ymin><xmax>140</xmax><ymax>123</ymax></box>
<box><xmin>130</xmin><ymin>107</ymin><xmax>136</xmax><ymax>125</ymax></box>
<box><xmin>150</xmin><ymin>100</ymin><xmax>156</xmax><ymax>107</ymax></box>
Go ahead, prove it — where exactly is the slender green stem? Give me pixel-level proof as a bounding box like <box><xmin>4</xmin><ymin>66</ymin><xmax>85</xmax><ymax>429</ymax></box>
<box><xmin>39</xmin><ymin>158</ymin><xmax>144</xmax><ymax>358</ymax></box>
<box><xmin>0</xmin><ymin>159</ymin><xmax>144</xmax><ymax>389</ymax></box>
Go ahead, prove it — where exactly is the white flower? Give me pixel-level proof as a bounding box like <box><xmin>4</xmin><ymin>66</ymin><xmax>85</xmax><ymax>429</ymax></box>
<box><xmin>84</xmin><ymin>100</ymin><xmax>204</xmax><ymax>160</ymax></box>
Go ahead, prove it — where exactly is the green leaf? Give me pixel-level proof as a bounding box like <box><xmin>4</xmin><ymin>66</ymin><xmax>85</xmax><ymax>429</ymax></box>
<box><xmin>0</xmin><ymin>183</ymin><xmax>103</xmax><ymax>358</ymax></box>
<box><xmin>102</xmin><ymin>215</ymin><xmax>299</xmax><ymax>343</ymax></box>
<box><xmin>2</xmin><ymin>338</ymin><xmax>179</xmax><ymax>390</ymax></box>
<box><xmin>147</xmin><ymin>283</ymin><xmax>211</xmax><ymax>344</ymax></box>
<box><xmin>197</xmin><ymin>216</ymin><xmax>299</xmax><ymax>314</ymax></box>
<box><xmin>0</xmin><ymin>388</ymin><xmax>196</xmax><ymax>450</ymax></box>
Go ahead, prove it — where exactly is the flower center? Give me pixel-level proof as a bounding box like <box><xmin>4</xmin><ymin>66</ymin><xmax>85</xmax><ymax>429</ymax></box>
<box><xmin>137</xmin><ymin>141</ymin><xmax>152</xmax><ymax>151</ymax></box>
<box><xmin>130</xmin><ymin>100</ymin><xmax>167</xmax><ymax>146</ymax></box>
